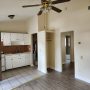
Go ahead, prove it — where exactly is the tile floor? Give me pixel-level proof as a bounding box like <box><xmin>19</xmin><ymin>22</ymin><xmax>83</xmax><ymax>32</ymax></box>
<box><xmin>0</xmin><ymin>66</ymin><xmax>44</xmax><ymax>90</ymax></box>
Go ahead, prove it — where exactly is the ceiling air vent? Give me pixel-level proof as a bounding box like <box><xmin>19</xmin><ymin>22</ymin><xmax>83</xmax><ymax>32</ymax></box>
<box><xmin>88</xmin><ymin>6</ymin><xmax>90</xmax><ymax>10</ymax></box>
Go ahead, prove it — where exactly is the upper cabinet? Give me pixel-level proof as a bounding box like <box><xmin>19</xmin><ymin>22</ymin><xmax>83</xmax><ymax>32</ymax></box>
<box><xmin>1</xmin><ymin>32</ymin><xmax>30</xmax><ymax>46</ymax></box>
<box><xmin>11</xmin><ymin>33</ymin><xmax>17</xmax><ymax>41</ymax></box>
<box><xmin>11</xmin><ymin>33</ymin><xmax>24</xmax><ymax>45</ymax></box>
<box><xmin>3</xmin><ymin>33</ymin><xmax>11</xmax><ymax>46</ymax></box>
<box><xmin>17</xmin><ymin>33</ymin><xmax>24</xmax><ymax>41</ymax></box>
<box><xmin>1</xmin><ymin>33</ymin><xmax>4</xmax><ymax>42</ymax></box>
<box><xmin>23</xmin><ymin>34</ymin><xmax>30</xmax><ymax>45</ymax></box>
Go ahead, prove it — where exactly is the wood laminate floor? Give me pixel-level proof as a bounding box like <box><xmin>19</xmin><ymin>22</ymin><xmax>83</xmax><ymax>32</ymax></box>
<box><xmin>14</xmin><ymin>63</ymin><xmax>90</xmax><ymax>90</ymax></box>
<box><xmin>0</xmin><ymin>66</ymin><xmax>44</xmax><ymax>90</ymax></box>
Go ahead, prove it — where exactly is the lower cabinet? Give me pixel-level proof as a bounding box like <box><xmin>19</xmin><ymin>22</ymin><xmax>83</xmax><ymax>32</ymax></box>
<box><xmin>12</xmin><ymin>54</ymin><xmax>20</xmax><ymax>68</ymax></box>
<box><xmin>5</xmin><ymin>55</ymin><xmax>13</xmax><ymax>70</ymax></box>
<box><xmin>25</xmin><ymin>53</ymin><xmax>30</xmax><ymax>66</ymax></box>
<box><xmin>5</xmin><ymin>53</ymin><xmax>31</xmax><ymax>70</ymax></box>
<box><xmin>19</xmin><ymin>54</ymin><xmax>26</xmax><ymax>67</ymax></box>
<box><xmin>1</xmin><ymin>55</ymin><xmax>5</xmax><ymax>71</ymax></box>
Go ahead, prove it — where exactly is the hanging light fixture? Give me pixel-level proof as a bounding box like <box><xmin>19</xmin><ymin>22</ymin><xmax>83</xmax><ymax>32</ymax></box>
<box><xmin>8</xmin><ymin>15</ymin><xmax>15</xmax><ymax>19</ymax></box>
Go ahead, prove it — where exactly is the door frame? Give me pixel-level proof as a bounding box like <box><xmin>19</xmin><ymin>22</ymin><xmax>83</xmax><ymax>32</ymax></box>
<box><xmin>61</xmin><ymin>31</ymin><xmax>74</xmax><ymax>71</ymax></box>
<box><xmin>31</xmin><ymin>33</ymin><xmax>38</xmax><ymax>66</ymax></box>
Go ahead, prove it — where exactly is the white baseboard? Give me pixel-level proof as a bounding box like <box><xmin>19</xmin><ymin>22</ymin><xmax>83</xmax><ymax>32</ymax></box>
<box><xmin>30</xmin><ymin>64</ymin><xmax>34</xmax><ymax>67</ymax></box>
<box><xmin>55</xmin><ymin>67</ymin><xmax>62</xmax><ymax>72</ymax></box>
<box><xmin>75</xmin><ymin>75</ymin><xmax>90</xmax><ymax>83</ymax></box>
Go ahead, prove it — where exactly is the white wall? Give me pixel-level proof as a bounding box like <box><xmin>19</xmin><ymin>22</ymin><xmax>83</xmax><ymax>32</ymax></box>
<box><xmin>28</xmin><ymin>15</ymin><xmax>38</xmax><ymax>66</ymax></box>
<box><xmin>38</xmin><ymin>31</ymin><xmax>47</xmax><ymax>73</ymax></box>
<box><xmin>48</xmin><ymin>0</ymin><xmax>90</xmax><ymax>83</ymax></box>
<box><xmin>0</xmin><ymin>20</ymin><xmax>28</xmax><ymax>33</ymax></box>
<box><xmin>28</xmin><ymin>15</ymin><xmax>38</xmax><ymax>34</ymax></box>
<box><xmin>27</xmin><ymin>0</ymin><xmax>90</xmax><ymax>83</ymax></box>
<box><xmin>75</xmin><ymin>31</ymin><xmax>90</xmax><ymax>83</ymax></box>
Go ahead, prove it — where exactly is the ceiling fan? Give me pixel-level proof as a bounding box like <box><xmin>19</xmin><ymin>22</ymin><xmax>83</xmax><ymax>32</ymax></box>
<box><xmin>22</xmin><ymin>0</ymin><xmax>70</xmax><ymax>15</ymax></box>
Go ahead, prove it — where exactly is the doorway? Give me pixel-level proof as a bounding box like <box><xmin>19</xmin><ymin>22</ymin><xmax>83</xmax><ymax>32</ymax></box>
<box><xmin>61</xmin><ymin>31</ymin><xmax>74</xmax><ymax>71</ymax></box>
<box><xmin>65</xmin><ymin>36</ymin><xmax>71</xmax><ymax>64</ymax></box>
<box><xmin>32</xmin><ymin>33</ymin><xmax>38</xmax><ymax>67</ymax></box>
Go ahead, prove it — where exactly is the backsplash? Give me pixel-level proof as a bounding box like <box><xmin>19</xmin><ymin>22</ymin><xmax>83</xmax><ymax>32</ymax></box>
<box><xmin>2</xmin><ymin>45</ymin><xmax>31</xmax><ymax>54</ymax></box>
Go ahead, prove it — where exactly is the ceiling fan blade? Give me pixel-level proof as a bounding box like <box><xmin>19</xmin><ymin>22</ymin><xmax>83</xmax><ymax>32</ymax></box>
<box><xmin>51</xmin><ymin>6</ymin><xmax>62</xmax><ymax>13</ymax></box>
<box><xmin>52</xmin><ymin>0</ymin><xmax>70</xmax><ymax>4</ymax></box>
<box><xmin>22</xmin><ymin>4</ymin><xmax>41</xmax><ymax>8</ymax></box>
<box><xmin>41</xmin><ymin>0</ymin><xmax>46</xmax><ymax>3</ymax></box>
<box><xmin>38</xmin><ymin>10</ymin><xmax>43</xmax><ymax>15</ymax></box>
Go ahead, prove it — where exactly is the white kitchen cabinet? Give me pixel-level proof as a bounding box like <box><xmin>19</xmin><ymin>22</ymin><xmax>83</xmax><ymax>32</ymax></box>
<box><xmin>5</xmin><ymin>55</ymin><xmax>13</xmax><ymax>70</ymax></box>
<box><xmin>11</xmin><ymin>33</ymin><xmax>24</xmax><ymax>45</ymax></box>
<box><xmin>1</xmin><ymin>33</ymin><xmax>4</xmax><ymax>42</ymax></box>
<box><xmin>25</xmin><ymin>53</ymin><xmax>30</xmax><ymax>66</ymax></box>
<box><xmin>1</xmin><ymin>55</ymin><xmax>5</xmax><ymax>71</ymax></box>
<box><xmin>17</xmin><ymin>33</ymin><xmax>24</xmax><ymax>41</ymax></box>
<box><xmin>2</xmin><ymin>57</ymin><xmax>5</xmax><ymax>67</ymax></box>
<box><xmin>24</xmin><ymin>34</ymin><xmax>30</xmax><ymax>45</ymax></box>
<box><xmin>12</xmin><ymin>54</ymin><xmax>20</xmax><ymax>68</ymax></box>
<box><xmin>19</xmin><ymin>54</ymin><xmax>26</xmax><ymax>67</ymax></box>
<box><xmin>11</xmin><ymin>33</ymin><xmax>24</xmax><ymax>41</ymax></box>
<box><xmin>5</xmin><ymin>53</ymin><xmax>31</xmax><ymax>70</ymax></box>
<box><xmin>1</xmin><ymin>32</ymin><xmax>30</xmax><ymax>46</ymax></box>
<box><xmin>11</xmin><ymin>33</ymin><xmax>17</xmax><ymax>41</ymax></box>
<box><xmin>3</xmin><ymin>33</ymin><xmax>11</xmax><ymax>46</ymax></box>
<box><xmin>2</xmin><ymin>67</ymin><xmax>5</xmax><ymax>71</ymax></box>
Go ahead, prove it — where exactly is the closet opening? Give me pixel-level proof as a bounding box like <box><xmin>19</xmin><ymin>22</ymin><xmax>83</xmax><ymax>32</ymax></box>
<box><xmin>32</xmin><ymin>33</ymin><xmax>38</xmax><ymax>67</ymax></box>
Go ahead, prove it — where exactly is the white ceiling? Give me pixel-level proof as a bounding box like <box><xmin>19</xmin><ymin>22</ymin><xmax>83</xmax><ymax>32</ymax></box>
<box><xmin>0</xmin><ymin>0</ymin><xmax>41</xmax><ymax>21</ymax></box>
<box><xmin>0</xmin><ymin>0</ymin><xmax>89</xmax><ymax>21</ymax></box>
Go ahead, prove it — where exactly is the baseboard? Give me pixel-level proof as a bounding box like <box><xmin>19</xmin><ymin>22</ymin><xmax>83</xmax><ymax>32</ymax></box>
<box><xmin>30</xmin><ymin>64</ymin><xmax>34</xmax><ymax>67</ymax></box>
<box><xmin>38</xmin><ymin>68</ymin><xmax>47</xmax><ymax>74</ymax></box>
<box><xmin>55</xmin><ymin>67</ymin><xmax>62</xmax><ymax>72</ymax></box>
<box><xmin>75</xmin><ymin>74</ymin><xmax>90</xmax><ymax>83</ymax></box>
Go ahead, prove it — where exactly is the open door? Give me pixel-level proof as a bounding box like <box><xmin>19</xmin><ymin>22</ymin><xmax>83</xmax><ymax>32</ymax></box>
<box><xmin>38</xmin><ymin>31</ymin><xmax>47</xmax><ymax>73</ymax></box>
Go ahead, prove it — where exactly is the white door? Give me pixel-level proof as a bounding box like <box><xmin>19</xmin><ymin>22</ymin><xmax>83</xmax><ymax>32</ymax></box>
<box><xmin>5</xmin><ymin>55</ymin><xmax>13</xmax><ymax>70</ymax></box>
<box><xmin>3</xmin><ymin>33</ymin><xmax>11</xmax><ymax>46</ymax></box>
<box><xmin>38</xmin><ymin>31</ymin><xmax>47</xmax><ymax>73</ymax></box>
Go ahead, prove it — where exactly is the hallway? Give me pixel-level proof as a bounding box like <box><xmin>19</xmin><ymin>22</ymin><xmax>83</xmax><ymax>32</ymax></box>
<box><xmin>14</xmin><ymin>63</ymin><xmax>90</xmax><ymax>90</ymax></box>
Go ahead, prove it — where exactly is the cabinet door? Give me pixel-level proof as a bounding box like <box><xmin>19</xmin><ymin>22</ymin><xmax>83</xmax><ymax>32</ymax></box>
<box><xmin>24</xmin><ymin>34</ymin><xmax>30</xmax><ymax>45</ymax></box>
<box><xmin>19</xmin><ymin>54</ymin><xmax>26</xmax><ymax>67</ymax></box>
<box><xmin>3</xmin><ymin>33</ymin><xmax>11</xmax><ymax>46</ymax></box>
<box><xmin>17</xmin><ymin>34</ymin><xmax>24</xmax><ymax>41</ymax></box>
<box><xmin>2</xmin><ymin>67</ymin><xmax>5</xmax><ymax>71</ymax></box>
<box><xmin>5</xmin><ymin>56</ymin><xmax>13</xmax><ymax>70</ymax></box>
<box><xmin>11</xmin><ymin>33</ymin><xmax>17</xmax><ymax>41</ymax></box>
<box><xmin>1</xmin><ymin>55</ymin><xmax>5</xmax><ymax>67</ymax></box>
<box><xmin>25</xmin><ymin>53</ymin><xmax>30</xmax><ymax>66</ymax></box>
<box><xmin>1</xmin><ymin>33</ymin><xmax>4</xmax><ymax>42</ymax></box>
<box><xmin>12</xmin><ymin>55</ymin><xmax>20</xmax><ymax>68</ymax></box>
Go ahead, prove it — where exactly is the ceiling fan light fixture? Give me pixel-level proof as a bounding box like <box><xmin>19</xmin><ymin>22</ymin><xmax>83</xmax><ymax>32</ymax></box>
<box><xmin>22</xmin><ymin>0</ymin><xmax>71</xmax><ymax>15</ymax></box>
